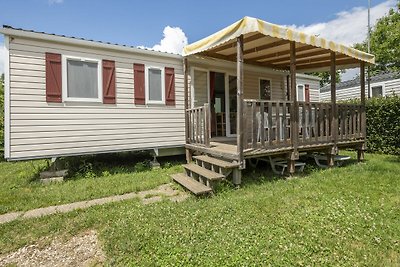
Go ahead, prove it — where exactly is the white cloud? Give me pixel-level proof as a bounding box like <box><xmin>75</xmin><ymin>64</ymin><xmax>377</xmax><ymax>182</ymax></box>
<box><xmin>289</xmin><ymin>0</ymin><xmax>396</xmax><ymax>46</ymax></box>
<box><xmin>0</xmin><ymin>45</ymin><xmax>5</xmax><ymax>75</ymax></box>
<box><xmin>48</xmin><ymin>0</ymin><xmax>63</xmax><ymax>5</ymax></box>
<box><xmin>140</xmin><ymin>26</ymin><xmax>188</xmax><ymax>55</ymax></box>
<box><xmin>289</xmin><ymin>0</ymin><xmax>396</xmax><ymax>81</ymax></box>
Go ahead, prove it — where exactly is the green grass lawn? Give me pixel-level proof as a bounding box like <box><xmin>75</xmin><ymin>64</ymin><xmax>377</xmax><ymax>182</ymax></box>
<box><xmin>0</xmin><ymin>153</ymin><xmax>183</xmax><ymax>214</ymax></box>
<box><xmin>0</xmin><ymin>152</ymin><xmax>399</xmax><ymax>265</ymax></box>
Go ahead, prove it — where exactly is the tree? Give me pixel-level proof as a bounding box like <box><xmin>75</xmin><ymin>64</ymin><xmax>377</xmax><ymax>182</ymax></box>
<box><xmin>306</xmin><ymin>70</ymin><xmax>344</xmax><ymax>87</ymax></box>
<box><xmin>354</xmin><ymin>2</ymin><xmax>400</xmax><ymax>73</ymax></box>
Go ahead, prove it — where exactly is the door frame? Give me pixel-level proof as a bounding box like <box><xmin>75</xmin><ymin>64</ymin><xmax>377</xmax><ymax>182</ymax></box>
<box><xmin>225</xmin><ymin>72</ymin><xmax>237</xmax><ymax>137</ymax></box>
<box><xmin>190</xmin><ymin>67</ymin><xmax>237</xmax><ymax>138</ymax></box>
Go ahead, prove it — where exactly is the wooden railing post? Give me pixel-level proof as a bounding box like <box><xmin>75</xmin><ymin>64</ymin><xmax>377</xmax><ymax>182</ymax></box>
<box><xmin>183</xmin><ymin>58</ymin><xmax>192</xmax><ymax>162</ymax></box>
<box><xmin>237</xmin><ymin>35</ymin><xmax>244</xmax><ymax>169</ymax></box>
<box><xmin>204</xmin><ymin>103</ymin><xmax>210</xmax><ymax>147</ymax></box>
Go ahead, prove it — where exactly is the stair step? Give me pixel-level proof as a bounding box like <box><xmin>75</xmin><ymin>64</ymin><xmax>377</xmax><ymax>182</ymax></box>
<box><xmin>171</xmin><ymin>173</ymin><xmax>213</xmax><ymax>195</ymax></box>
<box><xmin>183</xmin><ymin>163</ymin><xmax>225</xmax><ymax>181</ymax></box>
<box><xmin>193</xmin><ymin>155</ymin><xmax>240</xmax><ymax>169</ymax></box>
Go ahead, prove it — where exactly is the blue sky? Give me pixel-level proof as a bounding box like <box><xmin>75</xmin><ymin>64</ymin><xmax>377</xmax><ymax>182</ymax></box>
<box><xmin>0</xmin><ymin>0</ymin><xmax>397</xmax><ymax>79</ymax></box>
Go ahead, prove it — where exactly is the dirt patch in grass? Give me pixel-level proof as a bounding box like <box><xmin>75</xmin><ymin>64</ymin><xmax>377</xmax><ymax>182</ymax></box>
<box><xmin>0</xmin><ymin>230</ymin><xmax>105</xmax><ymax>266</ymax></box>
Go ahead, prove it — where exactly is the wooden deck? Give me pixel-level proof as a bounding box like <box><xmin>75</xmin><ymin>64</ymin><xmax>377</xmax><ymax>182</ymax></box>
<box><xmin>186</xmin><ymin>136</ymin><xmax>364</xmax><ymax>162</ymax></box>
<box><xmin>186</xmin><ymin>99</ymin><xmax>365</xmax><ymax>169</ymax></box>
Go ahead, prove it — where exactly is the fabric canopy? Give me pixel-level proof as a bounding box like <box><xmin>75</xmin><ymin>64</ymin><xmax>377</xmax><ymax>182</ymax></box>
<box><xmin>183</xmin><ymin>17</ymin><xmax>374</xmax><ymax>71</ymax></box>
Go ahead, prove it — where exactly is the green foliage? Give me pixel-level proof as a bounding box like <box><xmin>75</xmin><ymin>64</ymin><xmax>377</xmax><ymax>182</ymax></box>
<box><xmin>0</xmin><ymin>153</ymin><xmax>184</xmax><ymax>214</ymax></box>
<box><xmin>354</xmin><ymin>3</ymin><xmax>400</xmax><ymax>73</ymax></box>
<box><xmin>365</xmin><ymin>94</ymin><xmax>400</xmax><ymax>155</ymax></box>
<box><xmin>307</xmin><ymin>70</ymin><xmax>344</xmax><ymax>87</ymax></box>
<box><xmin>340</xmin><ymin>95</ymin><xmax>400</xmax><ymax>155</ymax></box>
<box><xmin>1</xmin><ymin>152</ymin><xmax>399</xmax><ymax>265</ymax></box>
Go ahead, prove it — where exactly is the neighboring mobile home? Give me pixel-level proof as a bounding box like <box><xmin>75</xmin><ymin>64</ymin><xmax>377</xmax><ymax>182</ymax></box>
<box><xmin>0</xmin><ymin>24</ymin><xmax>319</xmax><ymax>161</ymax></box>
<box><xmin>320</xmin><ymin>71</ymin><xmax>400</xmax><ymax>101</ymax></box>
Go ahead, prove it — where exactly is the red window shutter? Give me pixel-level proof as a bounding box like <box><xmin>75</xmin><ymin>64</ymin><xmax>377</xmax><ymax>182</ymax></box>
<box><xmin>165</xmin><ymin>67</ymin><xmax>175</xmax><ymax>106</ymax></box>
<box><xmin>305</xmin><ymin>84</ymin><xmax>310</xmax><ymax>103</ymax></box>
<box><xmin>45</xmin><ymin>52</ymin><xmax>62</xmax><ymax>103</ymax></box>
<box><xmin>134</xmin><ymin>63</ymin><xmax>145</xmax><ymax>105</ymax></box>
<box><xmin>102</xmin><ymin>60</ymin><xmax>116</xmax><ymax>104</ymax></box>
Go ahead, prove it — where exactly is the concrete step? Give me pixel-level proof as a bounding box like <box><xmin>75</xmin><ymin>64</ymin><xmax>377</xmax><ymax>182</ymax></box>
<box><xmin>193</xmin><ymin>155</ymin><xmax>239</xmax><ymax>169</ymax></box>
<box><xmin>183</xmin><ymin>163</ymin><xmax>225</xmax><ymax>181</ymax></box>
<box><xmin>171</xmin><ymin>173</ymin><xmax>212</xmax><ymax>195</ymax></box>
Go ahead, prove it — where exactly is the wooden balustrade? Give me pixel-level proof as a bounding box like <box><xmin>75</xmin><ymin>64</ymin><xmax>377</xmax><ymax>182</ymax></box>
<box><xmin>186</xmin><ymin>100</ymin><xmax>364</xmax><ymax>152</ymax></box>
<box><xmin>297</xmin><ymin>102</ymin><xmax>332</xmax><ymax>145</ymax></box>
<box><xmin>186</xmin><ymin>104</ymin><xmax>210</xmax><ymax>147</ymax></box>
<box><xmin>243</xmin><ymin>100</ymin><xmax>292</xmax><ymax>150</ymax></box>
<box><xmin>241</xmin><ymin>100</ymin><xmax>364</xmax><ymax>151</ymax></box>
<box><xmin>337</xmin><ymin>104</ymin><xmax>364</xmax><ymax>141</ymax></box>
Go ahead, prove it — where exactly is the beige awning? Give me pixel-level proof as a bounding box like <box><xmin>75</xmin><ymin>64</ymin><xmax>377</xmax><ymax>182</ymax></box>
<box><xmin>183</xmin><ymin>17</ymin><xmax>374</xmax><ymax>71</ymax></box>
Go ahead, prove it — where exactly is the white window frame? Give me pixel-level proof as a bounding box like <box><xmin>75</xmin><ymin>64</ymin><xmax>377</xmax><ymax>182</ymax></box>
<box><xmin>145</xmin><ymin>65</ymin><xmax>165</xmax><ymax>104</ymax></box>
<box><xmin>370</xmin><ymin>83</ymin><xmax>385</xmax><ymax>98</ymax></box>
<box><xmin>62</xmin><ymin>55</ymin><xmax>102</xmax><ymax>103</ymax></box>
<box><xmin>297</xmin><ymin>84</ymin><xmax>305</xmax><ymax>102</ymax></box>
<box><xmin>259</xmin><ymin>77</ymin><xmax>272</xmax><ymax>100</ymax></box>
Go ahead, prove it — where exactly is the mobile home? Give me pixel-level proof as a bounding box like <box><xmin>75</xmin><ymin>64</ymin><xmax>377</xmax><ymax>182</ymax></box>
<box><xmin>2</xmin><ymin>17</ymin><xmax>374</xmax><ymax>193</ymax></box>
<box><xmin>320</xmin><ymin>71</ymin><xmax>400</xmax><ymax>101</ymax></box>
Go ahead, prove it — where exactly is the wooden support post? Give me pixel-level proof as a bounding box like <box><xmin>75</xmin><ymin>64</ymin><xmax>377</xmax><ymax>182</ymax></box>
<box><xmin>289</xmin><ymin>41</ymin><xmax>299</xmax><ymax>160</ymax></box>
<box><xmin>287</xmin><ymin>151</ymin><xmax>296</xmax><ymax>175</ymax></box>
<box><xmin>359</xmin><ymin>62</ymin><xmax>366</xmax><ymax>162</ymax></box>
<box><xmin>328</xmin><ymin>52</ymin><xmax>338</xmax><ymax>167</ymax></box>
<box><xmin>286</xmin><ymin>75</ymin><xmax>290</xmax><ymax>101</ymax></box>
<box><xmin>184</xmin><ymin>58</ymin><xmax>191</xmax><ymax>163</ymax></box>
<box><xmin>236</xmin><ymin>35</ymin><xmax>245</xmax><ymax>169</ymax></box>
<box><xmin>330</xmin><ymin>52</ymin><xmax>338</xmax><ymax>145</ymax></box>
<box><xmin>326</xmin><ymin>146</ymin><xmax>336</xmax><ymax>167</ymax></box>
<box><xmin>232</xmin><ymin>167</ymin><xmax>242</xmax><ymax>187</ymax></box>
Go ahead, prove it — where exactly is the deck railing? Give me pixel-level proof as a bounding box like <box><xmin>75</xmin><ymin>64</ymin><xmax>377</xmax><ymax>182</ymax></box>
<box><xmin>243</xmin><ymin>100</ymin><xmax>292</xmax><ymax>150</ymax></box>
<box><xmin>298</xmin><ymin>102</ymin><xmax>332</xmax><ymax>145</ymax></box>
<box><xmin>337</xmin><ymin>103</ymin><xmax>364</xmax><ymax>140</ymax></box>
<box><xmin>243</xmin><ymin>100</ymin><xmax>365</xmax><ymax>151</ymax></box>
<box><xmin>186</xmin><ymin>103</ymin><xmax>210</xmax><ymax>147</ymax></box>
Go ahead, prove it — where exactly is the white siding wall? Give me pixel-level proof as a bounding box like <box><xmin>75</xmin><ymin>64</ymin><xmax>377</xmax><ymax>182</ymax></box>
<box><xmin>385</xmin><ymin>78</ymin><xmax>400</xmax><ymax>96</ymax></box>
<box><xmin>8</xmin><ymin>37</ymin><xmax>185</xmax><ymax>160</ymax></box>
<box><xmin>189</xmin><ymin>60</ymin><xmax>319</xmax><ymax>103</ymax></box>
<box><xmin>320</xmin><ymin>78</ymin><xmax>400</xmax><ymax>101</ymax></box>
<box><xmin>295</xmin><ymin>75</ymin><xmax>320</xmax><ymax>102</ymax></box>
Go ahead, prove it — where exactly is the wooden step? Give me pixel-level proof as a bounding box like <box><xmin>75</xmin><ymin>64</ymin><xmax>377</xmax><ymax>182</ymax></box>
<box><xmin>193</xmin><ymin>155</ymin><xmax>240</xmax><ymax>169</ymax></box>
<box><xmin>183</xmin><ymin>163</ymin><xmax>225</xmax><ymax>181</ymax></box>
<box><xmin>171</xmin><ymin>173</ymin><xmax>212</xmax><ymax>195</ymax></box>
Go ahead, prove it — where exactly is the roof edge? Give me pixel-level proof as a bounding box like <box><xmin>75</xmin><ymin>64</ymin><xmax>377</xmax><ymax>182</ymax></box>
<box><xmin>0</xmin><ymin>25</ymin><xmax>183</xmax><ymax>60</ymax></box>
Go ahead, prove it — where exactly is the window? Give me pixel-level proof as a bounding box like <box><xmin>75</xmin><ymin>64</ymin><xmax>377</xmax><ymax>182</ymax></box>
<box><xmin>62</xmin><ymin>56</ymin><xmax>102</xmax><ymax>102</ymax></box>
<box><xmin>145</xmin><ymin>66</ymin><xmax>165</xmax><ymax>104</ymax></box>
<box><xmin>297</xmin><ymin>84</ymin><xmax>305</xmax><ymax>101</ymax></box>
<box><xmin>371</xmin><ymin>85</ymin><xmax>383</xmax><ymax>97</ymax></box>
<box><xmin>259</xmin><ymin>79</ymin><xmax>271</xmax><ymax>100</ymax></box>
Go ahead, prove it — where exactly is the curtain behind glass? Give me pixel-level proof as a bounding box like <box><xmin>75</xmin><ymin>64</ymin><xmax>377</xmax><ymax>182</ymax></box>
<box><xmin>148</xmin><ymin>68</ymin><xmax>162</xmax><ymax>101</ymax></box>
<box><xmin>67</xmin><ymin>60</ymin><xmax>98</xmax><ymax>98</ymax></box>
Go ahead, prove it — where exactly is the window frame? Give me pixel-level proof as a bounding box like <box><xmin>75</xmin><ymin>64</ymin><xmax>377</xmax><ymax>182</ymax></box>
<box><xmin>297</xmin><ymin>84</ymin><xmax>305</xmax><ymax>102</ymax></box>
<box><xmin>62</xmin><ymin>55</ymin><xmax>103</xmax><ymax>103</ymax></box>
<box><xmin>145</xmin><ymin>65</ymin><xmax>165</xmax><ymax>104</ymax></box>
<box><xmin>259</xmin><ymin>77</ymin><xmax>272</xmax><ymax>100</ymax></box>
<box><xmin>371</xmin><ymin>83</ymin><xmax>385</xmax><ymax>98</ymax></box>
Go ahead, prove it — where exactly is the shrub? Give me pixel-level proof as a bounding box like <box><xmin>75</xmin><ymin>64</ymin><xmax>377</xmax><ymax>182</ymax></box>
<box><xmin>366</xmin><ymin>94</ymin><xmax>400</xmax><ymax>155</ymax></box>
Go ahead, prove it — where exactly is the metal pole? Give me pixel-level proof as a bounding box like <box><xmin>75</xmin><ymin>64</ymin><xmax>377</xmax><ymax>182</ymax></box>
<box><xmin>367</xmin><ymin>0</ymin><xmax>371</xmax><ymax>98</ymax></box>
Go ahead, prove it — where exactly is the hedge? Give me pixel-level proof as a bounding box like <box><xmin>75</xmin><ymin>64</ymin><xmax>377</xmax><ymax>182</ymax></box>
<box><xmin>365</xmin><ymin>94</ymin><xmax>400</xmax><ymax>155</ymax></box>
